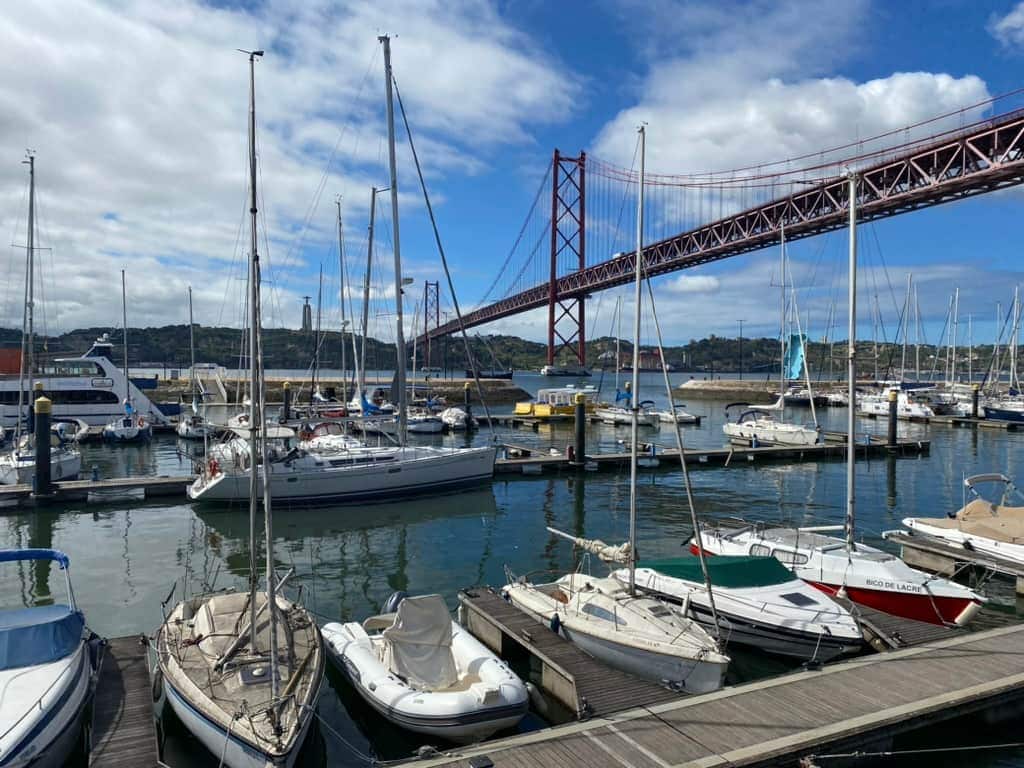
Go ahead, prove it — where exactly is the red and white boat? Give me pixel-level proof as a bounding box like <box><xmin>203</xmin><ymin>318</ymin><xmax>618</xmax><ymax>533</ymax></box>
<box><xmin>690</xmin><ymin>523</ymin><xmax>985</xmax><ymax>627</ymax></box>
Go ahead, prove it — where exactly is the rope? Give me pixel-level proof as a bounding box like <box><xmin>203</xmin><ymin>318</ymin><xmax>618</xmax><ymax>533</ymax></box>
<box><xmin>217</xmin><ymin>714</ymin><xmax>238</xmax><ymax>767</ymax></box>
<box><xmin>809</xmin><ymin>739</ymin><xmax>1024</xmax><ymax>761</ymax></box>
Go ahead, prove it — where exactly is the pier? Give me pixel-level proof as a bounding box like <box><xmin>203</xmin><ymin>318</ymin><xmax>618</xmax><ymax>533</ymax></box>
<box><xmin>412</xmin><ymin>622</ymin><xmax>1024</xmax><ymax>768</ymax></box>
<box><xmin>885</xmin><ymin>530</ymin><xmax>1024</xmax><ymax>595</ymax></box>
<box><xmin>89</xmin><ymin>636</ymin><xmax>161</xmax><ymax>768</ymax></box>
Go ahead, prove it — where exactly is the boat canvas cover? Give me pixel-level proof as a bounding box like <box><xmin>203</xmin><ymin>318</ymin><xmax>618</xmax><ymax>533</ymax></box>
<box><xmin>640</xmin><ymin>555</ymin><xmax>794</xmax><ymax>589</ymax></box>
<box><xmin>381</xmin><ymin>595</ymin><xmax>457</xmax><ymax>690</ymax></box>
<box><xmin>919</xmin><ymin>499</ymin><xmax>1024</xmax><ymax>542</ymax></box>
<box><xmin>0</xmin><ymin>605</ymin><xmax>83</xmax><ymax>670</ymax></box>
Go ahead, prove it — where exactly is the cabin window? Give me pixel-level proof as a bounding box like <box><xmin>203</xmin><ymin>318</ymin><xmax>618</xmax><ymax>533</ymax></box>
<box><xmin>646</xmin><ymin>604</ymin><xmax>672</xmax><ymax>618</ymax></box>
<box><xmin>749</xmin><ymin>544</ymin><xmax>770</xmax><ymax>557</ymax></box>
<box><xmin>772</xmin><ymin>549</ymin><xmax>808</xmax><ymax>565</ymax></box>
<box><xmin>581</xmin><ymin>603</ymin><xmax>627</xmax><ymax>626</ymax></box>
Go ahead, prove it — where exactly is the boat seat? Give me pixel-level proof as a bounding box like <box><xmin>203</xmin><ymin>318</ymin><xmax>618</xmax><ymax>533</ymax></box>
<box><xmin>382</xmin><ymin>595</ymin><xmax>457</xmax><ymax>691</ymax></box>
<box><xmin>362</xmin><ymin>613</ymin><xmax>397</xmax><ymax>632</ymax></box>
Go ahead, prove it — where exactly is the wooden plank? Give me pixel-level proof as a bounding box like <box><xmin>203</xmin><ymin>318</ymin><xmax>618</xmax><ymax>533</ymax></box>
<box><xmin>90</xmin><ymin>636</ymin><xmax>160</xmax><ymax>768</ymax></box>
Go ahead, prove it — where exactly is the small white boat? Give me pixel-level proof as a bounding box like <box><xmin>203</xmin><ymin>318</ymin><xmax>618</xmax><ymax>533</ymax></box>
<box><xmin>439</xmin><ymin>407</ymin><xmax>472</xmax><ymax>431</ymax></box>
<box><xmin>722</xmin><ymin>402</ymin><xmax>818</xmax><ymax>446</ymax></box>
<box><xmin>176</xmin><ymin>414</ymin><xmax>212</xmax><ymax>440</ymax></box>
<box><xmin>503</xmin><ymin>573</ymin><xmax>728</xmax><ymax>693</ymax></box>
<box><xmin>51</xmin><ymin>418</ymin><xmax>89</xmax><ymax>444</ymax></box>
<box><xmin>649</xmin><ymin>406</ymin><xmax>699</xmax><ymax>424</ymax></box>
<box><xmin>0</xmin><ymin>549</ymin><xmax>100</xmax><ymax>767</ymax></box>
<box><xmin>0</xmin><ymin>434</ymin><xmax>82</xmax><ymax>485</ymax></box>
<box><xmin>322</xmin><ymin>594</ymin><xmax>528</xmax><ymax>743</ymax></box>
<box><xmin>102</xmin><ymin>413</ymin><xmax>152</xmax><ymax>442</ymax></box>
<box><xmin>613</xmin><ymin>556</ymin><xmax>863</xmax><ymax>662</ymax></box>
<box><xmin>902</xmin><ymin>473</ymin><xmax>1024</xmax><ymax>566</ymax></box>
<box><xmin>595</xmin><ymin>405</ymin><xmax>658</xmax><ymax>426</ymax></box>
<box><xmin>858</xmin><ymin>387</ymin><xmax>935</xmax><ymax>419</ymax></box>
<box><xmin>407</xmin><ymin>411</ymin><xmax>444</xmax><ymax>434</ymax></box>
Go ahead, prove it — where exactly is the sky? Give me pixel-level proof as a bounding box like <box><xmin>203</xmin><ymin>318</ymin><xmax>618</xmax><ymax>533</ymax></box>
<box><xmin>1</xmin><ymin>0</ymin><xmax>1023</xmax><ymax>353</ymax></box>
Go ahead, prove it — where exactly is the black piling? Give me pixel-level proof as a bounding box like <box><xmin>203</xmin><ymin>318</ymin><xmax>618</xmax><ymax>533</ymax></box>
<box><xmin>282</xmin><ymin>381</ymin><xmax>291</xmax><ymax>422</ymax></box>
<box><xmin>573</xmin><ymin>392</ymin><xmax>586</xmax><ymax>467</ymax></box>
<box><xmin>972</xmin><ymin>384</ymin><xmax>980</xmax><ymax>419</ymax></box>
<box><xmin>887</xmin><ymin>389</ymin><xmax>898</xmax><ymax>447</ymax></box>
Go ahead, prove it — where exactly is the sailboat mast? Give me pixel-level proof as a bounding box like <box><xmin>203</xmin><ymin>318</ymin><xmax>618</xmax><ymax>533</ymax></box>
<box><xmin>188</xmin><ymin>286</ymin><xmax>196</xmax><ymax>399</ymax></box>
<box><xmin>845</xmin><ymin>174</ymin><xmax>858</xmax><ymax>553</ymax></box>
<box><xmin>122</xmin><ymin>270</ymin><xmax>130</xmax><ymax>405</ymax></box>
<box><xmin>244</xmin><ymin>48</ymin><xmax>265</xmax><ymax>659</ymax></box>
<box><xmin>25</xmin><ymin>153</ymin><xmax>35</xmax><ymax>382</ymax></box>
<box><xmin>1012</xmin><ymin>286</ymin><xmax>1019</xmax><ymax>391</ymax></box>
<box><xmin>951</xmin><ymin>286</ymin><xmax>960</xmax><ymax>383</ymax></box>
<box><xmin>779</xmin><ymin>226</ymin><xmax>786</xmax><ymax>419</ymax></box>
<box><xmin>313</xmin><ymin>264</ymin><xmax>323</xmax><ymax>400</ymax></box>
<box><xmin>628</xmin><ymin>124</ymin><xmax>645</xmax><ymax>596</ymax></box>
<box><xmin>914</xmin><ymin>284</ymin><xmax>921</xmax><ymax>382</ymax></box>
<box><xmin>615</xmin><ymin>296</ymin><xmax>621</xmax><ymax>391</ymax></box>
<box><xmin>872</xmin><ymin>295</ymin><xmax>878</xmax><ymax>381</ymax></box>
<box><xmin>900</xmin><ymin>274</ymin><xmax>910</xmax><ymax>380</ymax></box>
<box><xmin>359</xmin><ymin>188</ymin><xmax>377</xmax><ymax>401</ymax></box>
<box><xmin>380</xmin><ymin>34</ymin><xmax>408</xmax><ymax>442</ymax></box>
<box><xmin>336</xmin><ymin>198</ymin><xmax>350</xmax><ymax>396</ymax></box>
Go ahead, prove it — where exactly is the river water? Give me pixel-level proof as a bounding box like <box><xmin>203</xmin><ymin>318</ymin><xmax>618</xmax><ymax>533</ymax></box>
<box><xmin>4</xmin><ymin>372</ymin><xmax>1022</xmax><ymax>766</ymax></box>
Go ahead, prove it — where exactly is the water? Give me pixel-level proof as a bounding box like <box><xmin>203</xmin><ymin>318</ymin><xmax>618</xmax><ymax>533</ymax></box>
<box><xmin>5</xmin><ymin>372</ymin><xmax>1024</xmax><ymax>766</ymax></box>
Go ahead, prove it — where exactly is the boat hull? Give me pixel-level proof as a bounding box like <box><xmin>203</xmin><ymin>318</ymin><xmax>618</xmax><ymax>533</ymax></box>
<box><xmin>902</xmin><ymin>520</ymin><xmax>1024</xmax><ymax>566</ymax></box>
<box><xmin>722</xmin><ymin>422</ymin><xmax>818</xmax><ymax>446</ymax></box>
<box><xmin>805</xmin><ymin>580</ymin><xmax>981</xmax><ymax>626</ymax></box>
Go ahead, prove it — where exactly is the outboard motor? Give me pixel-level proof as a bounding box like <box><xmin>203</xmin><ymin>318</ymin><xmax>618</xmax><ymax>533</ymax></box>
<box><xmin>382</xmin><ymin>591</ymin><xmax>408</xmax><ymax>614</ymax></box>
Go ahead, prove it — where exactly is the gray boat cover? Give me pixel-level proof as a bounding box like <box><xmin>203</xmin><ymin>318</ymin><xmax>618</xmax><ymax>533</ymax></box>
<box><xmin>382</xmin><ymin>595</ymin><xmax>457</xmax><ymax>690</ymax></box>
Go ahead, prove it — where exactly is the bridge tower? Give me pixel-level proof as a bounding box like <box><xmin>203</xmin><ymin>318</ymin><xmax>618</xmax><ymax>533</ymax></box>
<box><xmin>547</xmin><ymin>150</ymin><xmax>586</xmax><ymax>367</ymax></box>
<box><xmin>423</xmin><ymin>280</ymin><xmax>440</xmax><ymax>371</ymax></box>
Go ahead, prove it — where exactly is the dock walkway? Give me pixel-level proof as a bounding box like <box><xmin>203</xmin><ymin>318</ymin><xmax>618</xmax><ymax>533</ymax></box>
<box><xmin>459</xmin><ymin>589</ymin><xmax>679</xmax><ymax>719</ymax></box>
<box><xmin>415</xmin><ymin>622</ymin><xmax>1024</xmax><ymax>768</ymax></box>
<box><xmin>89</xmin><ymin>635</ymin><xmax>161</xmax><ymax>767</ymax></box>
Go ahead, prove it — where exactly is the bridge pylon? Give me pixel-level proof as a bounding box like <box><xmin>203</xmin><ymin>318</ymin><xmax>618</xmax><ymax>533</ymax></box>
<box><xmin>422</xmin><ymin>280</ymin><xmax>439</xmax><ymax>371</ymax></box>
<box><xmin>548</xmin><ymin>149</ymin><xmax>586</xmax><ymax>367</ymax></box>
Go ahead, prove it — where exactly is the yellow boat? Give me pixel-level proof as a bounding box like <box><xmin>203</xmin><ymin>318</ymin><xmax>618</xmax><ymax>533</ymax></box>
<box><xmin>514</xmin><ymin>386</ymin><xmax>601</xmax><ymax>417</ymax></box>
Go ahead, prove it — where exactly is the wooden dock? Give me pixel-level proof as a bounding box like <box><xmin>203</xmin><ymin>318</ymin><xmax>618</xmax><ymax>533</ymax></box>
<box><xmin>0</xmin><ymin>475</ymin><xmax>193</xmax><ymax>507</ymax></box>
<box><xmin>929</xmin><ymin>415</ymin><xmax>1022</xmax><ymax>431</ymax></box>
<box><xmin>834</xmin><ymin>597</ymin><xmax>959</xmax><ymax>652</ymax></box>
<box><xmin>885</xmin><ymin>530</ymin><xmax>1024</xmax><ymax>595</ymax></box>
<box><xmin>90</xmin><ymin>635</ymin><xmax>161</xmax><ymax>768</ymax></box>
<box><xmin>459</xmin><ymin>588</ymin><xmax>679</xmax><ymax>719</ymax></box>
<box><xmin>414</xmin><ymin>622</ymin><xmax>1024</xmax><ymax>768</ymax></box>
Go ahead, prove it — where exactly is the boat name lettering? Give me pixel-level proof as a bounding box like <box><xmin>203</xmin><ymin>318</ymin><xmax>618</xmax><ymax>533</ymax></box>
<box><xmin>91</xmin><ymin>377</ymin><xmax>114</xmax><ymax>388</ymax></box>
<box><xmin>864</xmin><ymin>579</ymin><xmax>923</xmax><ymax>593</ymax></box>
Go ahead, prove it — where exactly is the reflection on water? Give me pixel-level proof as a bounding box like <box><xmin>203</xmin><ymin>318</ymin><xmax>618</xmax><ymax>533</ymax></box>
<box><xmin>1</xmin><ymin>383</ymin><xmax>1022</xmax><ymax>765</ymax></box>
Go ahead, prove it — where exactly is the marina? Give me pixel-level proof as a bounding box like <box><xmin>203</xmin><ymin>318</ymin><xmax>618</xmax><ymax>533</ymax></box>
<box><xmin>1</xmin><ymin>8</ymin><xmax>1024</xmax><ymax>767</ymax></box>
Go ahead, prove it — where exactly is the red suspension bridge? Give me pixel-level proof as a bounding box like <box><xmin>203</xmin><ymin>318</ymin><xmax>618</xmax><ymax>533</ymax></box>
<box><xmin>422</xmin><ymin>101</ymin><xmax>1024</xmax><ymax>366</ymax></box>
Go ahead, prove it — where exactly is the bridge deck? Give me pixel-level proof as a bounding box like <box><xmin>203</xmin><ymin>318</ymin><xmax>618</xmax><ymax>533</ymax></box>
<box><xmin>414</xmin><ymin>622</ymin><xmax>1024</xmax><ymax>768</ymax></box>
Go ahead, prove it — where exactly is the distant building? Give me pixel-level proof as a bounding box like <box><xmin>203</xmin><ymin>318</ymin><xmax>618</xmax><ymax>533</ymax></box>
<box><xmin>301</xmin><ymin>296</ymin><xmax>312</xmax><ymax>332</ymax></box>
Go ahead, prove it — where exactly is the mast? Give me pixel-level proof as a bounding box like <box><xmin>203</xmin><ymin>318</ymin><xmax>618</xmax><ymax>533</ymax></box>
<box><xmin>951</xmin><ymin>286</ymin><xmax>960</xmax><ymax>383</ymax></box>
<box><xmin>359</xmin><ymin>188</ymin><xmax>377</xmax><ymax>402</ymax></box>
<box><xmin>335</xmin><ymin>198</ymin><xmax>351</xmax><ymax>395</ymax></box>
<box><xmin>313</xmin><ymin>263</ymin><xmax>323</xmax><ymax>401</ymax></box>
<box><xmin>188</xmin><ymin>286</ymin><xmax>196</xmax><ymax>403</ymax></box>
<box><xmin>628</xmin><ymin>124</ymin><xmax>645</xmax><ymax>596</ymax></box>
<box><xmin>615</xmin><ymin>296</ymin><xmax>621</xmax><ymax>392</ymax></box>
<box><xmin>968</xmin><ymin>314</ymin><xmax>973</xmax><ymax>384</ymax></box>
<box><xmin>380</xmin><ymin>34</ymin><xmax>408</xmax><ymax>442</ymax></box>
<box><xmin>779</xmin><ymin>225</ymin><xmax>787</xmax><ymax>419</ymax></box>
<box><xmin>914</xmin><ymin>284</ymin><xmax>921</xmax><ymax>382</ymax></box>
<box><xmin>17</xmin><ymin>153</ymin><xmax>36</xmax><ymax>437</ymax></box>
<box><xmin>872</xmin><ymin>295</ymin><xmax>878</xmax><ymax>381</ymax></box>
<box><xmin>845</xmin><ymin>174</ymin><xmax>858</xmax><ymax>553</ymax></box>
<box><xmin>1012</xmin><ymin>287</ymin><xmax>1019</xmax><ymax>391</ymax></box>
<box><xmin>900</xmin><ymin>274</ymin><xmax>911</xmax><ymax>381</ymax></box>
<box><xmin>122</xmin><ymin>270</ymin><xmax>130</xmax><ymax>407</ymax></box>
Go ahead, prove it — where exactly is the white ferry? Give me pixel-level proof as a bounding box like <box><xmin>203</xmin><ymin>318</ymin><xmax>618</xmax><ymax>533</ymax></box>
<box><xmin>0</xmin><ymin>335</ymin><xmax>169</xmax><ymax>429</ymax></box>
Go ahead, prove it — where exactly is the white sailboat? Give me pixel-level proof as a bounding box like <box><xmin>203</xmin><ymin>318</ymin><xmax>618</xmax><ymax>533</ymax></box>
<box><xmin>102</xmin><ymin>271</ymin><xmax>152</xmax><ymax>442</ymax></box>
<box><xmin>154</xmin><ymin>50</ymin><xmax>324</xmax><ymax>768</ymax></box>
<box><xmin>189</xmin><ymin>36</ymin><xmax>495</xmax><ymax>506</ymax></box>
<box><xmin>505</xmin><ymin>126</ymin><xmax>729</xmax><ymax>693</ymax></box>
<box><xmin>0</xmin><ymin>153</ymin><xmax>82</xmax><ymax>485</ymax></box>
<box><xmin>177</xmin><ymin>286</ymin><xmax>213</xmax><ymax>440</ymax></box>
<box><xmin>723</xmin><ymin>229</ymin><xmax>819</xmax><ymax>447</ymax></box>
<box><xmin>698</xmin><ymin>174</ymin><xmax>985</xmax><ymax>628</ymax></box>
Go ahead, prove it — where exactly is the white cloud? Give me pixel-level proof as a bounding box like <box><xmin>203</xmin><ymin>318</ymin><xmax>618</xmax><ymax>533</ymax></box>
<box><xmin>667</xmin><ymin>275</ymin><xmax>720</xmax><ymax>294</ymax></box>
<box><xmin>0</xmin><ymin>0</ymin><xmax>580</xmax><ymax>333</ymax></box>
<box><xmin>990</xmin><ymin>2</ymin><xmax>1024</xmax><ymax>47</ymax></box>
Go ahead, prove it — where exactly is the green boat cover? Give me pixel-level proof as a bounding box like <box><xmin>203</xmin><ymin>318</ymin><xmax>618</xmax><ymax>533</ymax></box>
<box><xmin>639</xmin><ymin>555</ymin><xmax>794</xmax><ymax>589</ymax></box>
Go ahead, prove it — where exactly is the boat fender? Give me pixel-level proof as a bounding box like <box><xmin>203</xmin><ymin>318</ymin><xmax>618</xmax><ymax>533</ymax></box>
<box><xmin>382</xmin><ymin>591</ymin><xmax>409</xmax><ymax>614</ymax></box>
<box><xmin>208</xmin><ymin>458</ymin><xmax>220</xmax><ymax>476</ymax></box>
<box><xmin>549</xmin><ymin>613</ymin><xmax>561</xmax><ymax>634</ymax></box>
<box><xmin>152</xmin><ymin>666</ymin><xmax>164</xmax><ymax>701</ymax></box>
<box><xmin>139</xmin><ymin>417</ymin><xmax>146</xmax><ymax>428</ymax></box>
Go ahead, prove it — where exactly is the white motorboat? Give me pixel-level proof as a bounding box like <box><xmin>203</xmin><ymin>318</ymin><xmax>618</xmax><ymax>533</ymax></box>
<box><xmin>322</xmin><ymin>593</ymin><xmax>527</xmax><ymax>743</ymax></box>
<box><xmin>595</xmin><ymin>404</ymin><xmax>658</xmax><ymax>427</ymax></box>
<box><xmin>503</xmin><ymin>573</ymin><xmax>728</xmax><ymax>693</ymax></box>
<box><xmin>902</xmin><ymin>473</ymin><xmax>1024</xmax><ymax>566</ymax></box>
<box><xmin>693</xmin><ymin>523</ymin><xmax>985</xmax><ymax>627</ymax></box>
<box><xmin>155</xmin><ymin>50</ymin><xmax>323</xmax><ymax>768</ymax></box>
<box><xmin>407</xmin><ymin>411</ymin><xmax>444</xmax><ymax>433</ymax></box>
<box><xmin>540</xmin><ymin>364</ymin><xmax>591</xmax><ymax>377</ymax></box>
<box><xmin>51</xmin><ymin>418</ymin><xmax>89</xmax><ymax>444</ymax></box>
<box><xmin>102</xmin><ymin>412</ymin><xmax>152</xmax><ymax>442</ymax></box>
<box><xmin>649</xmin><ymin>405</ymin><xmax>699</xmax><ymax>424</ymax></box>
<box><xmin>858</xmin><ymin>388</ymin><xmax>935</xmax><ymax>419</ymax></box>
<box><xmin>0</xmin><ymin>434</ymin><xmax>82</xmax><ymax>485</ymax></box>
<box><xmin>0</xmin><ymin>549</ymin><xmax>100</xmax><ymax>767</ymax></box>
<box><xmin>612</xmin><ymin>556</ymin><xmax>863</xmax><ymax>662</ymax></box>
<box><xmin>191</xmin><ymin>428</ymin><xmax>496</xmax><ymax>504</ymax></box>
<box><xmin>439</xmin><ymin>406</ymin><xmax>472</xmax><ymax>431</ymax></box>
<box><xmin>176</xmin><ymin>413</ymin><xmax>212</xmax><ymax>440</ymax></box>
<box><xmin>982</xmin><ymin>397</ymin><xmax>1024</xmax><ymax>422</ymax></box>
<box><xmin>722</xmin><ymin>402</ymin><xmax>819</xmax><ymax>446</ymax></box>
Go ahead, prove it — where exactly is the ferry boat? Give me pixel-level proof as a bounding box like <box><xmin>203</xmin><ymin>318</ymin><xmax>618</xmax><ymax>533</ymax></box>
<box><xmin>0</xmin><ymin>335</ymin><xmax>169</xmax><ymax>430</ymax></box>
<box><xmin>513</xmin><ymin>385</ymin><xmax>601</xmax><ymax>417</ymax></box>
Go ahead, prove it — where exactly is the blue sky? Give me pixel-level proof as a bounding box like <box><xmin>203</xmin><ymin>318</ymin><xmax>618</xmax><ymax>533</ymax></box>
<box><xmin>0</xmin><ymin>0</ymin><xmax>1022</xmax><ymax>350</ymax></box>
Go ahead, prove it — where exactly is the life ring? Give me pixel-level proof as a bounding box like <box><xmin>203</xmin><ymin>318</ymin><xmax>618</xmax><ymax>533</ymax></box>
<box><xmin>208</xmin><ymin>458</ymin><xmax>220</xmax><ymax>476</ymax></box>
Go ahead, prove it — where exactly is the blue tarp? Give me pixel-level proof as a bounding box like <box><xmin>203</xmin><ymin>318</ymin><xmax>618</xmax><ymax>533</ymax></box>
<box><xmin>0</xmin><ymin>549</ymin><xmax>69</xmax><ymax>570</ymax></box>
<box><xmin>0</xmin><ymin>606</ymin><xmax>83</xmax><ymax>670</ymax></box>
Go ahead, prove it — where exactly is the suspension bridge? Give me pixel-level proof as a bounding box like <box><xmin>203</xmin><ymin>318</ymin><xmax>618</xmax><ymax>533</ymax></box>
<box><xmin>419</xmin><ymin>100</ymin><xmax>1024</xmax><ymax>367</ymax></box>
